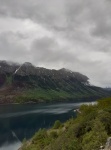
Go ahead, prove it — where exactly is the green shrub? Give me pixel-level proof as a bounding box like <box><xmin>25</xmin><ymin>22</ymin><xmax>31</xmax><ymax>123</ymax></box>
<box><xmin>53</xmin><ymin>120</ymin><xmax>62</xmax><ymax>129</ymax></box>
<box><xmin>50</xmin><ymin>131</ymin><xmax>58</xmax><ymax>138</ymax></box>
<box><xmin>63</xmin><ymin>139</ymin><xmax>81</xmax><ymax>150</ymax></box>
<box><xmin>32</xmin><ymin>128</ymin><xmax>47</xmax><ymax>144</ymax></box>
<box><xmin>82</xmin><ymin>119</ymin><xmax>108</xmax><ymax>150</ymax></box>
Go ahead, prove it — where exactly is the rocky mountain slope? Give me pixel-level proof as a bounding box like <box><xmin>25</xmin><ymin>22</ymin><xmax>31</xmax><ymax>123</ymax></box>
<box><xmin>0</xmin><ymin>60</ymin><xmax>110</xmax><ymax>104</ymax></box>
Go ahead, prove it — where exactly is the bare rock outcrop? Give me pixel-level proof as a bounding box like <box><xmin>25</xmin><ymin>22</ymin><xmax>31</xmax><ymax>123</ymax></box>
<box><xmin>104</xmin><ymin>137</ymin><xmax>111</xmax><ymax>150</ymax></box>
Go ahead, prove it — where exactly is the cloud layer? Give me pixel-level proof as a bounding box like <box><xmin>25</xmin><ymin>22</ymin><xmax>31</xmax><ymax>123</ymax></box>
<box><xmin>0</xmin><ymin>0</ymin><xmax>111</xmax><ymax>87</ymax></box>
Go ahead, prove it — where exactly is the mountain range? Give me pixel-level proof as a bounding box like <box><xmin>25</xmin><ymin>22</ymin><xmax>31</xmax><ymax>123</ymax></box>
<box><xmin>0</xmin><ymin>60</ymin><xmax>110</xmax><ymax>104</ymax></box>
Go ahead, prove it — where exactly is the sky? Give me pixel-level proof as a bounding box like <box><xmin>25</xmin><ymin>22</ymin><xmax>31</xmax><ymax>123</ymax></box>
<box><xmin>0</xmin><ymin>0</ymin><xmax>111</xmax><ymax>87</ymax></box>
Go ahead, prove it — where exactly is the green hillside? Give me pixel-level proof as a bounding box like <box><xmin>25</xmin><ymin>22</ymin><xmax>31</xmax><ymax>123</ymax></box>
<box><xmin>20</xmin><ymin>97</ymin><xmax>111</xmax><ymax>150</ymax></box>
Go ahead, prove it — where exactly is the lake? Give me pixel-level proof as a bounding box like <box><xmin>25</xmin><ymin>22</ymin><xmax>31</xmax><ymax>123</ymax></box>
<box><xmin>0</xmin><ymin>101</ymin><xmax>95</xmax><ymax>150</ymax></box>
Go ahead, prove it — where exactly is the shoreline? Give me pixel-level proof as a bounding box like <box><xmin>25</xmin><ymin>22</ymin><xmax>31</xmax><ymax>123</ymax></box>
<box><xmin>0</xmin><ymin>96</ymin><xmax>100</xmax><ymax>106</ymax></box>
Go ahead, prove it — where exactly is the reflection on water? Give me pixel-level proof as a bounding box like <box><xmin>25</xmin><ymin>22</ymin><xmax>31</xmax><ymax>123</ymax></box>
<box><xmin>0</xmin><ymin>141</ymin><xmax>21</xmax><ymax>150</ymax></box>
<box><xmin>0</xmin><ymin>101</ymin><xmax>96</xmax><ymax>150</ymax></box>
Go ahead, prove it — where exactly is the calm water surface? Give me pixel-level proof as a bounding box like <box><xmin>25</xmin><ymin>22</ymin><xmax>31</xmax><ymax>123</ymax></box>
<box><xmin>0</xmin><ymin>101</ymin><xmax>95</xmax><ymax>150</ymax></box>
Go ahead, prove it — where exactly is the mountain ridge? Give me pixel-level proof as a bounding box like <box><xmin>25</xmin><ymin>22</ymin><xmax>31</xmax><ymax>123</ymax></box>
<box><xmin>0</xmin><ymin>60</ymin><xmax>110</xmax><ymax>104</ymax></box>
<box><xmin>0</xmin><ymin>60</ymin><xmax>89</xmax><ymax>81</ymax></box>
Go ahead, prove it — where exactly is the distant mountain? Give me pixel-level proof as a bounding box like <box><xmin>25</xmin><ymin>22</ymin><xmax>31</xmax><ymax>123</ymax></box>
<box><xmin>104</xmin><ymin>88</ymin><xmax>111</xmax><ymax>91</ymax></box>
<box><xmin>0</xmin><ymin>60</ymin><xmax>110</xmax><ymax>104</ymax></box>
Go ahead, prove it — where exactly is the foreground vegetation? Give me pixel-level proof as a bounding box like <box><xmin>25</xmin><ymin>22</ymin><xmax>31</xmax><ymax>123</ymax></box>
<box><xmin>20</xmin><ymin>97</ymin><xmax>111</xmax><ymax>150</ymax></box>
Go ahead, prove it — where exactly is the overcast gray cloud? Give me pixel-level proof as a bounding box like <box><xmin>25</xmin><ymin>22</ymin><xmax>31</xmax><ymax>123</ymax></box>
<box><xmin>0</xmin><ymin>31</ymin><xmax>28</xmax><ymax>61</ymax></box>
<box><xmin>0</xmin><ymin>0</ymin><xmax>111</xmax><ymax>87</ymax></box>
<box><xmin>31</xmin><ymin>37</ymin><xmax>79</xmax><ymax>65</ymax></box>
